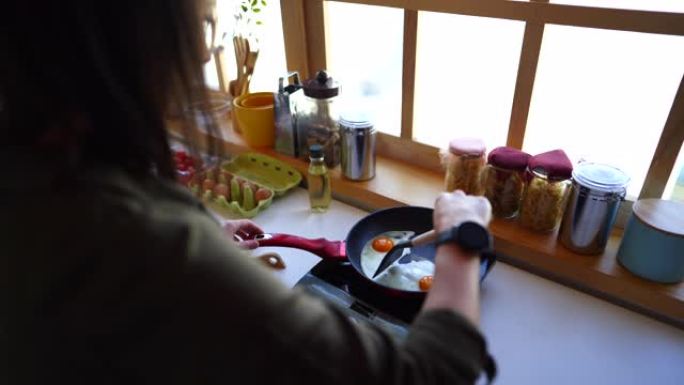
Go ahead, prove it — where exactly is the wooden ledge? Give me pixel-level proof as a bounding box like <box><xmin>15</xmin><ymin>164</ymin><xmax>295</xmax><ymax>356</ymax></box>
<box><xmin>168</xmin><ymin>121</ymin><xmax>684</xmax><ymax>329</ymax></box>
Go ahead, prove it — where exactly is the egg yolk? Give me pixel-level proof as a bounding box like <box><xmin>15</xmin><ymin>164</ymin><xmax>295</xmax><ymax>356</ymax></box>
<box><xmin>419</xmin><ymin>276</ymin><xmax>434</xmax><ymax>291</ymax></box>
<box><xmin>372</xmin><ymin>237</ymin><xmax>394</xmax><ymax>252</ymax></box>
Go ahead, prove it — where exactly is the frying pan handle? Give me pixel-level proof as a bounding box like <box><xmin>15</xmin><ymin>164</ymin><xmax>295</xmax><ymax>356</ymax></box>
<box><xmin>253</xmin><ymin>233</ymin><xmax>347</xmax><ymax>261</ymax></box>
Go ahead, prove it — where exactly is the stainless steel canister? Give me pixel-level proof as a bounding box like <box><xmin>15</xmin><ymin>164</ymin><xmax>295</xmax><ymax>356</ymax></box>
<box><xmin>559</xmin><ymin>163</ymin><xmax>630</xmax><ymax>254</ymax></box>
<box><xmin>340</xmin><ymin>117</ymin><xmax>376</xmax><ymax>181</ymax></box>
<box><xmin>274</xmin><ymin>72</ymin><xmax>303</xmax><ymax>157</ymax></box>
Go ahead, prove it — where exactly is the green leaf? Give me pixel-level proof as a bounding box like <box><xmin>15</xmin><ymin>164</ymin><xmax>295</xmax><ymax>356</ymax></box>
<box><xmin>253</xmin><ymin>8</ymin><xmax>261</xmax><ymax>13</ymax></box>
<box><xmin>241</xmin><ymin>5</ymin><xmax>248</xmax><ymax>12</ymax></box>
<box><xmin>252</xmin><ymin>0</ymin><xmax>257</xmax><ymax>6</ymax></box>
<box><xmin>261</xmin><ymin>0</ymin><xmax>267</xmax><ymax>6</ymax></box>
<box><xmin>256</xmin><ymin>20</ymin><xmax>263</xmax><ymax>25</ymax></box>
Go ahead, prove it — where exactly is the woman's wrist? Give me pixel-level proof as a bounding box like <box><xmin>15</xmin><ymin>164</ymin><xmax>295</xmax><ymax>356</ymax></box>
<box><xmin>434</xmin><ymin>243</ymin><xmax>480</xmax><ymax>268</ymax></box>
<box><xmin>424</xmin><ymin>243</ymin><xmax>481</xmax><ymax>323</ymax></box>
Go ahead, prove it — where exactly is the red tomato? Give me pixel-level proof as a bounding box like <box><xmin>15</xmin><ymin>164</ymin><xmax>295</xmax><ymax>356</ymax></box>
<box><xmin>176</xmin><ymin>171</ymin><xmax>192</xmax><ymax>185</ymax></box>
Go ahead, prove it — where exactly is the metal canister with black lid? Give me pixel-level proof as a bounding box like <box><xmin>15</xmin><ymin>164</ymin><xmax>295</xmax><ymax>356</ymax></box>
<box><xmin>340</xmin><ymin>115</ymin><xmax>376</xmax><ymax>181</ymax></box>
<box><xmin>559</xmin><ymin>162</ymin><xmax>630</xmax><ymax>254</ymax></box>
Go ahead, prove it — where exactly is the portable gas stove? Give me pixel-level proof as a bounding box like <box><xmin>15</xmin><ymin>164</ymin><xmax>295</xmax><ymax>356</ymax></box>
<box><xmin>294</xmin><ymin>260</ymin><xmax>424</xmax><ymax>341</ymax></box>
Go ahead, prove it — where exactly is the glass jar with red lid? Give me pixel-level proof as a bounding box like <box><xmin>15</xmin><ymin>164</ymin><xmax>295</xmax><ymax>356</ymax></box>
<box><xmin>518</xmin><ymin>149</ymin><xmax>573</xmax><ymax>233</ymax></box>
<box><xmin>482</xmin><ymin>147</ymin><xmax>531</xmax><ymax>218</ymax></box>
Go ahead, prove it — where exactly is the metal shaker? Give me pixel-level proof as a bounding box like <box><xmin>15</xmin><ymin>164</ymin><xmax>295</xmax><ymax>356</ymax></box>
<box><xmin>274</xmin><ymin>72</ymin><xmax>303</xmax><ymax>157</ymax></box>
<box><xmin>340</xmin><ymin>116</ymin><xmax>376</xmax><ymax>181</ymax></box>
<box><xmin>559</xmin><ymin>163</ymin><xmax>630</xmax><ymax>254</ymax></box>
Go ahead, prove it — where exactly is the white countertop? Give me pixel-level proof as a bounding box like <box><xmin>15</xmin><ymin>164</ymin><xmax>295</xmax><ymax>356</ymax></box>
<box><xmin>214</xmin><ymin>188</ymin><xmax>684</xmax><ymax>385</ymax></box>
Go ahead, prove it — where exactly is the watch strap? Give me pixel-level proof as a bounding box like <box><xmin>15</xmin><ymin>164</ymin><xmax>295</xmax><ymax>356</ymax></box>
<box><xmin>435</xmin><ymin>221</ymin><xmax>492</xmax><ymax>253</ymax></box>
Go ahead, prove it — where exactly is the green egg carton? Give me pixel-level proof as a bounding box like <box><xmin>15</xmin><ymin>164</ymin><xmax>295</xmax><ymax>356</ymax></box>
<box><xmin>189</xmin><ymin>170</ymin><xmax>274</xmax><ymax>219</ymax></box>
<box><xmin>221</xmin><ymin>153</ymin><xmax>302</xmax><ymax>197</ymax></box>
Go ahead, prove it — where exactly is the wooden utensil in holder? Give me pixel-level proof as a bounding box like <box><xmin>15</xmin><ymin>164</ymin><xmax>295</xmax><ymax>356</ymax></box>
<box><xmin>225</xmin><ymin>35</ymin><xmax>259</xmax><ymax>98</ymax></box>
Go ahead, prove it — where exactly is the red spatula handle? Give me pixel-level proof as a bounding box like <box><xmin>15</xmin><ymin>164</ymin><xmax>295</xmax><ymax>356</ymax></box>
<box><xmin>253</xmin><ymin>233</ymin><xmax>347</xmax><ymax>261</ymax></box>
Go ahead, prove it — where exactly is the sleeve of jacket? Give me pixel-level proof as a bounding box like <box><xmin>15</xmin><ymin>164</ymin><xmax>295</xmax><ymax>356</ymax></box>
<box><xmin>126</xmin><ymin>207</ymin><xmax>495</xmax><ymax>385</ymax></box>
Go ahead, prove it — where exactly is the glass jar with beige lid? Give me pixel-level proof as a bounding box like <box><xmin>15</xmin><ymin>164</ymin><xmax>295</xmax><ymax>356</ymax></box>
<box><xmin>441</xmin><ymin>137</ymin><xmax>486</xmax><ymax>195</ymax></box>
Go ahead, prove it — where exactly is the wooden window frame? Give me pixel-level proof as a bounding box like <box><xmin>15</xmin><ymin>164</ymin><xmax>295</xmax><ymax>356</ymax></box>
<box><xmin>280</xmin><ymin>0</ymin><xmax>684</xmax><ymax>219</ymax></box>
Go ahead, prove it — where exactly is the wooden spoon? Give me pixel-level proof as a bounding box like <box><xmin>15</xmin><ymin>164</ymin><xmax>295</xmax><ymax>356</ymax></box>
<box><xmin>239</xmin><ymin>49</ymin><xmax>259</xmax><ymax>96</ymax></box>
<box><xmin>232</xmin><ymin>35</ymin><xmax>249</xmax><ymax>97</ymax></box>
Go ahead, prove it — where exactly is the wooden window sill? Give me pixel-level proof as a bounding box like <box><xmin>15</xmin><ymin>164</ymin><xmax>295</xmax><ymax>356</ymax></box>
<box><xmin>167</xmin><ymin>121</ymin><xmax>684</xmax><ymax>329</ymax></box>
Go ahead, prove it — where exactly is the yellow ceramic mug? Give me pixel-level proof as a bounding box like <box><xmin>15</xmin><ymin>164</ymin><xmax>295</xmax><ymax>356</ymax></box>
<box><xmin>233</xmin><ymin>92</ymin><xmax>275</xmax><ymax>147</ymax></box>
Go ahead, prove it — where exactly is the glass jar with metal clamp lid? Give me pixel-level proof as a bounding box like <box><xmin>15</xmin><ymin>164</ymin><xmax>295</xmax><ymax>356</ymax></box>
<box><xmin>559</xmin><ymin>162</ymin><xmax>630</xmax><ymax>254</ymax></box>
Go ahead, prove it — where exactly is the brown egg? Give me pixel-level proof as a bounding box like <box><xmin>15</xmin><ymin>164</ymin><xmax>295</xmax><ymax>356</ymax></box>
<box><xmin>255</xmin><ymin>188</ymin><xmax>272</xmax><ymax>202</ymax></box>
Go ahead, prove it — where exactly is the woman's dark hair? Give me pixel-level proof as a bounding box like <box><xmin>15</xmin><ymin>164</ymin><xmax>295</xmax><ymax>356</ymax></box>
<box><xmin>1</xmin><ymin>0</ymin><xmax>219</xmax><ymax>179</ymax></box>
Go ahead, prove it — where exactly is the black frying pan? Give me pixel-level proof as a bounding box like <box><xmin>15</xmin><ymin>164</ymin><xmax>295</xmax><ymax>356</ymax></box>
<box><xmin>251</xmin><ymin>206</ymin><xmax>496</xmax><ymax>298</ymax></box>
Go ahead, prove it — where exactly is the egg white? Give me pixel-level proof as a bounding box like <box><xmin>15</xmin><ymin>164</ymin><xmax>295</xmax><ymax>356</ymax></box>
<box><xmin>375</xmin><ymin>260</ymin><xmax>435</xmax><ymax>292</ymax></box>
<box><xmin>360</xmin><ymin>231</ymin><xmax>414</xmax><ymax>277</ymax></box>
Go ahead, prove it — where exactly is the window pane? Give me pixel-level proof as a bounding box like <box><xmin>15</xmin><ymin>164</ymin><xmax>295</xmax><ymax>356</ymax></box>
<box><xmin>326</xmin><ymin>1</ymin><xmax>403</xmax><ymax>136</ymax></box>
<box><xmin>413</xmin><ymin>12</ymin><xmax>524</xmax><ymax>149</ymax></box>
<box><xmin>205</xmin><ymin>0</ymin><xmax>287</xmax><ymax>92</ymax></box>
<box><xmin>664</xmin><ymin>145</ymin><xmax>684</xmax><ymax>202</ymax></box>
<box><xmin>551</xmin><ymin>0</ymin><xmax>684</xmax><ymax>13</ymax></box>
<box><xmin>523</xmin><ymin>25</ymin><xmax>684</xmax><ymax>198</ymax></box>
<box><xmin>248</xmin><ymin>0</ymin><xmax>287</xmax><ymax>92</ymax></box>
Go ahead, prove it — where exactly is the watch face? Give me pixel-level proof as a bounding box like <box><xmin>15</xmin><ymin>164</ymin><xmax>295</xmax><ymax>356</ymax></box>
<box><xmin>458</xmin><ymin>222</ymin><xmax>490</xmax><ymax>251</ymax></box>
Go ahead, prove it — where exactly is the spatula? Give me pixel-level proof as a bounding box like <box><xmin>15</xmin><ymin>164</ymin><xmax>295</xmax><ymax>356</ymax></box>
<box><xmin>372</xmin><ymin>230</ymin><xmax>437</xmax><ymax>278</ymax></box>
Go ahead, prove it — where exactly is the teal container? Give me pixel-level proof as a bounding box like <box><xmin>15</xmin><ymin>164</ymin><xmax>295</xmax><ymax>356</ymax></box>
<box><xmin>617</xmin><ymin>199</ymin><xmax>684</xmax><ymax>284</ymax></box>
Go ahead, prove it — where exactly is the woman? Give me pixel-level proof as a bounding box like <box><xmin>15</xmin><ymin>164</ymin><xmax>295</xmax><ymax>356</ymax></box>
<box><xmin>1</xmin><ymin>1</ymin><xmax>495</xmax><ymax>384</ymax></box>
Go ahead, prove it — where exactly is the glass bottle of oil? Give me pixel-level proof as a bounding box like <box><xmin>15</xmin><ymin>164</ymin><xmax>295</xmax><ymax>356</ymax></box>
<box><xmin>308</xmin><ymin>144</ymin><xmax>331</xmax><ymax>212</ymax></box>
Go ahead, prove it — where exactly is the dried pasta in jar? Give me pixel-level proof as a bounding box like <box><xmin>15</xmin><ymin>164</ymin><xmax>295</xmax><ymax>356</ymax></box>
<box><xmin>483</xmin><ymin>147</ymin><xmax>531</xmax><ymax>218</ymax></box>
<box><xmin>441</xmin><ymin>138</ymin><xmax>486</xmax><ymax>195</ymax></box>
<box><xmin>518</xmin><ymin>149</ymin><xmax>573</xmax><ymax>233</ymax></box>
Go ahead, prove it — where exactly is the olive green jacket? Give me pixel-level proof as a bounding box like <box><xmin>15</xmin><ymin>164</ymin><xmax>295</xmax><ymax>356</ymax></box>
<box><xmin>1</xmin><ymin>148</ymin><xmax>494</xmax><ymax>384</ymax></box>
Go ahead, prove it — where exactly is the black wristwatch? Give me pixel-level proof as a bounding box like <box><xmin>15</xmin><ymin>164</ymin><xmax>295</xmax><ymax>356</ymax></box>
<box><xmin>436</xmin><ymin>221</ymin><xmax>492</xmax><ymax>254</ymax></box>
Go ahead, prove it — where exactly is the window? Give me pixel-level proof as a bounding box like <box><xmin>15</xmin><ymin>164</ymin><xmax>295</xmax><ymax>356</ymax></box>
<box><xmin>325</xmin><ymin>1</ymin><xmax>404</xmax><ymax>136</ymax></box>
<box><xmin>283</xmin><ymin>0</ymin><xmax>684</xmax><ymax>207</ymax></box>
<box><xmin>523</xmin><ymin>25</ymin><xmax>684</xmax><ymax>198</ymax></box>
<box><xmin>664</xmin><ymin>145</ymin><xmax>684</xmax><ymax>202</ymax></box>
<box><xmin>413</xmin><ymin>12</ymin><xmax>524</xmax><ymax>148</ymax></box>
<box><xmin>551</xmin><ymin>0</ymin><xmax>684</xmax><ymax>13</ymax></box>
<box><xmin>204</xmin><ymin>0</ymin><xmax>287</xmax><ymax>92</ymax></box>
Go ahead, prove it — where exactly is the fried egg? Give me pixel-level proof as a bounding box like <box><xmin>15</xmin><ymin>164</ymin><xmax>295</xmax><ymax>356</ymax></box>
<box><xmin>360</xmin><ymin>231</ymin><xmax>436</xmax><ymax>292</ymax></box>
<box><xmin>376</xmin><ymin>260</ymin><xmax>435</xmax><ymax>292</ymax></box>
<box><xmin>360</xmin><ymin>231</ymin><xmax>414</xmax><ymax>277</ymax></box>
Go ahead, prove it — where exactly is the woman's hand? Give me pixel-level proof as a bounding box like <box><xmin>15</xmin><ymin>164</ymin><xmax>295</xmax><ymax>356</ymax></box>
<box><xmin>223</xmin><ymin>219</ymin><xmax>264</xmax><ymax>249</ymax></box>
<box><xmin>433</xmin><ymin>190</ymin><xmax>492</xmax><ymax>233</ymax></box>
<box><xmin>423</xmin><ymin>190</ymin><xmax>492</xmax><ymax>324</ymax></box>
